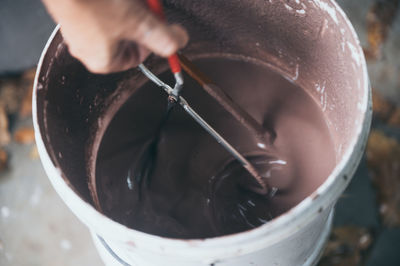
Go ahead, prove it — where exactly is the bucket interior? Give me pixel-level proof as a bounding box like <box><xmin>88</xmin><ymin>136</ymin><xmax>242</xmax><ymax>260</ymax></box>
<box><xmin>36</xmin><ymin>0</ymin><xmax>367</xmax><ymax>221</ymax></box>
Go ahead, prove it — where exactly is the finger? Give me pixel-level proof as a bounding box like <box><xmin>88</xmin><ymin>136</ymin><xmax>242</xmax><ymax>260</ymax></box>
<box><xmin>139</xmin><ymin>24</ymin><xmax>188</xmax><ymax>57</ymax></box>
<box><xmin>108</xmin><ymin>40</ymin><xmax>151</xmax><ymax>72</ymax></box>
<box><xmin>62</xmin><ymin>33</ymin><xmax>114</xmax><ymax>74</ymax></box>
<box><xmin>167</xmin><ymin>24</ymin><xmax>189</xmax><ymax>51</ymax></box>
<box><xmin>66</xmin><ymin>35</ymin><xmax>151</xmax><ymax>74</ymax></box>
<box><xmin>69</xmin><ymin>47</ymin><xmax>112</xmax><ymax>74</ymax></box>
<box><xmin>126</xmin><ymin>7</ymin><xmax>189</xmax><ymax>57</ymax></box>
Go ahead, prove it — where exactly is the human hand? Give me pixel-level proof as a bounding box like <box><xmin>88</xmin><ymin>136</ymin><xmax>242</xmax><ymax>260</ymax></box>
<box><xmin>42</xmin><ymin>0</ymin><xmax>188</xmax><ymax>74</ymax></box>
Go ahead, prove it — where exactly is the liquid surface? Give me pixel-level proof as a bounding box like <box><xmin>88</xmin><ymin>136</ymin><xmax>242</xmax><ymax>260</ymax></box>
<box><xmin>95</xmin><ymin>57</ymin><xmax>336</xmax><ymax>239</ymax></box>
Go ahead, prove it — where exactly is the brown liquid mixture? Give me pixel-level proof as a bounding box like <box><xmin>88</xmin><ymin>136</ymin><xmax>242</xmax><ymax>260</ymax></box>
<box><xmin>95</xmin><ymin>56</ymin><xmax>336</xmax><ymax>239</ymax></box>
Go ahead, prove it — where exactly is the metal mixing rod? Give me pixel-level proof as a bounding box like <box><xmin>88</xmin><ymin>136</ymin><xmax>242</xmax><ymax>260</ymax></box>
<box><xmin>137</xmin><ymin>63</ymin><xmax>269</xmax><ymax>195</ymax></box>
<box><xmin>145</xmin><ymin>0</ymin><xmax>183</xmax><ymax>100</ymax></box>
<box><xmin>142</xmin><ymin>0</ymin><xmax>269</xmax><ymax>195</ymax></box>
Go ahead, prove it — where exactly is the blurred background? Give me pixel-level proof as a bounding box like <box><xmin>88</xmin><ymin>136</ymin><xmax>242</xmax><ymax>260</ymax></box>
<box><xmin>0</xmin><ymin>0</ymin><xmax>399</xmax><ymax>265</ymax></box>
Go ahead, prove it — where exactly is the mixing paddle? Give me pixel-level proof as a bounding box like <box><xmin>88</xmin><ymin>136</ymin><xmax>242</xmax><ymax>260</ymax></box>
<box><xmin>131</xmin><ymin>0</ymin><xmax>271</xmax><ymax>195</ymax></box>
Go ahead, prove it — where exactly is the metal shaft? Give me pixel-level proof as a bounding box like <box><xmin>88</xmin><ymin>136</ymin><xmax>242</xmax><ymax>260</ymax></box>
<box><xmin>138</xmin><ymin>64</ymin><xmax>269</xmax><ymax>194</ymax></box>
<box><xmin>177</xmin><ymin>54</ymin><xmax>267</xmax><ymax>142</ymax></box>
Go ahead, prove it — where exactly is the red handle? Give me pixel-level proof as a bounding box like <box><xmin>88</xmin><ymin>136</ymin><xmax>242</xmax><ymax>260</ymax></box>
<box><xmin>146</xmin><ymin>0</ymin><xmax>181</xmax><ymax>74</ymax></box>
<box><xmin>146</xmin><ymin>0</ymin><xmax>165</xmax><ymax>19</ymax></box>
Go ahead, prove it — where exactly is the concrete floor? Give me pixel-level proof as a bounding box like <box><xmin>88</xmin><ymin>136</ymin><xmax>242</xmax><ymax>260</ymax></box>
<box><xmin>0</xmin><ymin>119</ymin><xmax>102</xmax><ymax>266</ymax></box>
<box><xmin>0</xmin><ymin>0</ymin><xmax>399</xmax><ymax>265</ymax></box>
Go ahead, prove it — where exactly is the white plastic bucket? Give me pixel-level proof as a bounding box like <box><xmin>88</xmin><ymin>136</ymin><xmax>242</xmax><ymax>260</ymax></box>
<box><xmin>33</xmin><ymin>0</ymin><xmax>371</xmax><ymax>265</ymax></box>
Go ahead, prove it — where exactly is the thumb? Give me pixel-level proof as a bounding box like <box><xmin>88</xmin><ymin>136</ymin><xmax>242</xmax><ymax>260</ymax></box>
<box><xmin>126</xmin><ymin>7</ymin><xmax>189</xmax><ymax>57</ymax></box>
